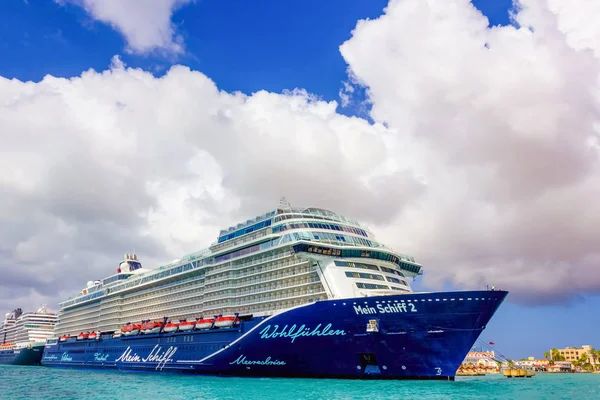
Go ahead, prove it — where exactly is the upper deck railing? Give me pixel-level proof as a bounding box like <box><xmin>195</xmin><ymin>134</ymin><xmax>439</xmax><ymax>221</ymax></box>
<box><xmin>59</xmin><ymin>204</ymin><xmax>421</xmax><ymax>309</ymax></box>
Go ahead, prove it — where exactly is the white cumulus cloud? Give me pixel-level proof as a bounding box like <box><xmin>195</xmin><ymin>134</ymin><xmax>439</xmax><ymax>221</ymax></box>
<box><xmin>2</xmin><ymin>0</ymin><xmax>600</xmax><ymax>313</ymax></box>
<box><xmin>0</xmin><ymin>61</ymin><xmax>420</xmax><ymax>312</ymax></box>
<box><xmin>339</xmin><ymin>0</ymin><xmax>600</xmax><ymax>304</ymax></box>
<box><xmin>56</xmin><ymin>0</ymin><xmax>193</xmax><ymax>54</ymax></box>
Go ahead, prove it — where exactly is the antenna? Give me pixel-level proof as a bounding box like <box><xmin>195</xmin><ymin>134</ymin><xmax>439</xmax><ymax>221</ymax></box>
<box><xmin>279</xmin><ymin>196</ymin><xmax>291</xmax><ymax>209</ymax></box>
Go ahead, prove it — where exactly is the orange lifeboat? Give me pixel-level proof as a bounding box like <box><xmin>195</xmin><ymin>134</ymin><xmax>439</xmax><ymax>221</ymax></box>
<box><xmin>178</xmin><ymin>320</ymin><xmax>195</xmax><ymax>331</ymax></box>
<box><xmin>77</xmin><ymin>332</ymin><xmax>89</xmax><ymax>340</ymax></box>
<box><xmin>88</xmin><ymin>332</ymin><xmax>98</xmax><ymax>340</ymax></box>
<box><xmin>195</xmin><ymin>317</ymin><xmax>215</xmax><ymax>330</ymax></box>
<box><xmin>59</xmin><ymin>335</ymin><xmax>70</xmax><ymax>342</ymax></box>
<box><xmin>163</xmin><ymin>322</ymin><xmax>179</xmax><ymax>333</ymax></box>
<box><xmin>124</xmin><ymin>323</ymin><xmax>140</xmax><ymax>335</ymax></box>
<box><xmin>214</xmin><ymin>315</ymin><xmax>238</xmax><ymax>328</ymax></box>
<box><xmin>130</xmin><ymin>324</ymin><xmax>141</xmax><ymax>335</ymax></box>
<box><xmin>145</xmin><ymin>321</ymin><xmax>163</xmax><ymax>334</ymax></box>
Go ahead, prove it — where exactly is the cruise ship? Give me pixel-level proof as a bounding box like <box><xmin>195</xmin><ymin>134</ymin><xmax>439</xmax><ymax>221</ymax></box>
<box><xmin>0</xmin><ymin>306</ymin><xmax>58</xmax><ymax>365</ymax></box>
<box><xmin>41</xmin><ymin>198</ymin><xmax>508</xmax><ymax>379</ymax></box>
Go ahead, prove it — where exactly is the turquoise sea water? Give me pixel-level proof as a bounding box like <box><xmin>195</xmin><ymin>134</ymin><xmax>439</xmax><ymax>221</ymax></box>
<box><xmin>0</xmin><ymin>366</ymin><xmax>598</xmax><ymax>400</ymax></box>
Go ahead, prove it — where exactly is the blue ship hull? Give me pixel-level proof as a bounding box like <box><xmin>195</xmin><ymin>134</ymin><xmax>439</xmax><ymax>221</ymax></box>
<box><xmin>41</xmin><ymin>290</ymin><xmax>507</xmax><ymax>380</ymax></box>
<box><xmin>0</xmin><ymin>345</ymin><xmax>44</xmax><ymax>366</ymax></box>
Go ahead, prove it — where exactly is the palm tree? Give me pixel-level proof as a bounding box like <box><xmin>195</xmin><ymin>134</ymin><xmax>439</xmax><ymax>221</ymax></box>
<box><xmin>550</xmin><ymin>348</ymin><xmax>560</xmax><ymax>364</ymax></box>
<box><xmin>544</xmin><ymin>351</ymin><xmax>549</xmax><ymax>360</ymax></box>
<box><xmin>589</xmin><ymin>348</ymin><xmax>598</xmax><ymax>371</ymax></box>
<box><xmin>550</xmin><ymin>348</ymin><xmax>565</xmax><ymax>363</ymax></box>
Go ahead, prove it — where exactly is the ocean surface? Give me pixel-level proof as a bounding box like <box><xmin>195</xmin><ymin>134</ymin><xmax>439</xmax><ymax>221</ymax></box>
<box><xmin>0</xmin><ymin>366</ymin><xmax>598</xmax><ymax>400</ymax></box>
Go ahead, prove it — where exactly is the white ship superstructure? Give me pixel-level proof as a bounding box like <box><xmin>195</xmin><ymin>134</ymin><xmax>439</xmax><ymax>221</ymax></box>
<box><xmin>1</xmin><ymin>306</ymin><xmax>58</xmax><ymax>346</ymax></box>
<box><xmin>52</xmin><ymin>198</ymin><xmax>423</xmax><ymax>337</ymax></box>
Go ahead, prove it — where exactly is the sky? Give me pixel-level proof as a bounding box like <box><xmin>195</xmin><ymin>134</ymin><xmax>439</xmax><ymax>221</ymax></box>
<box><xmin>1</xmin><ymin>0</ymin><xmax>599</xmax><ymax>360</ymax></box>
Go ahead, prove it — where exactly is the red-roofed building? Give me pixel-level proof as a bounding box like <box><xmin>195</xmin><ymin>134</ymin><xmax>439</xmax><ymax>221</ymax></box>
<box><xmin>462</xmin><ymin>351</ymin><xmax>497</xmax><ymax>368</ymax></box>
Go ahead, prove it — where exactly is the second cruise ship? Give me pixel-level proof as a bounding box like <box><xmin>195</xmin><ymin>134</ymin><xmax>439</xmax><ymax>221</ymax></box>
<box><xmin>0</xmin><ymin>306</ymin><xmax>57</xmax><ymax>365</ymax></box>
<box><xmin>41</xmin><ymin>198</ymin><xmax>507</xmax><ymax>379</ymax></box>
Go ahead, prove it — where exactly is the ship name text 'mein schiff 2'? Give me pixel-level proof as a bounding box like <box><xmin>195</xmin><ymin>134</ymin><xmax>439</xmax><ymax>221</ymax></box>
<box><xmin>41</xmin><ymin>198</ymin><xmax>508</xmax><ymax>380</ymax></box>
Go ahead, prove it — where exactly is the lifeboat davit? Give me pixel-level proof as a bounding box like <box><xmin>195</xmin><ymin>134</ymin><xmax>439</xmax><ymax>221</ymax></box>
<box><xmin>163</xmin><ymin>322</ymin><xmax>179</xmax><ymax>333</ymax></box>
<box><xmin>178</xmin><ymin>320</ymin><xmax>195</xmax><ymax>331</ymax></box>
<box><xmin>195</xmin><ymin>317</ymin><xmax>214</xmax><ymax>330</ymax></box>
<box><xmin>214</xmin><ymin>315</ymin><xmax>238</xmax><ymax>328</ymax></box>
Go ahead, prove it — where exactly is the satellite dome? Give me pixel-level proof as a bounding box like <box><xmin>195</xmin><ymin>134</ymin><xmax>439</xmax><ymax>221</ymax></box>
<box><xmin>86</xmin><ymin>281</ymin><xmax>94</xmax><ymax>288</ymax></box>
<box><xmin>120</xmin><ymin>261</ymin><xmax>131</xmax><ymax>273</ymax></box>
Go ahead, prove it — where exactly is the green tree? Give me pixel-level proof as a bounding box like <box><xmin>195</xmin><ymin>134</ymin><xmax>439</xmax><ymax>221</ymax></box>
<box><xmin>544</xmin><ymin>351</ymin><xmax>549</xmax><ymax>360</ymax></box>
<box><xmin>589</xmin><ymin>348</ymin><xmax>599</xmax><ymax>371</ymax></box>
<box><xmin>580</xmin><ymin>353</ymin><xmax>593</xmax><ymax>372</ymax></box>
<box><xmin>550</xmin><ymin>348</ymin><xmax>565</xmax><ymax>362</ymax></box>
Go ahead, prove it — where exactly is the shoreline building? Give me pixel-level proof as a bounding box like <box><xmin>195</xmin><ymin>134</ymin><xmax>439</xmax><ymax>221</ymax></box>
<box><xmin>513</xmin><ymin>357</ymin><xmax>550</xmax><ymax>371</ymax></box>
<box><xmin>556</xmin><ymin>345</ymin><xmax>598</xmax><ymax>366</ymax></box>
<box><xmin>547</xmin><ymin>361</ymin><xmax>572</xmax><ymax>372</ymax></box>
<box><xmin>462</xmin><ymin>351</ymin><xmax>498</xmax><ymax>368</ymax></box>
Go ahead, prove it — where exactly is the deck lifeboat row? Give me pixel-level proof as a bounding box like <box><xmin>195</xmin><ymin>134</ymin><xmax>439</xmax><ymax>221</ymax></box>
<box><xmin>58</xmin><ymin>315</ymin><xmax>240</xmax><ymax>341</ymax></box>
<box><xmin>119</xmin><ymin>321</ymin><xmax>163</xmax><ymax>336</ymax></box>
<box><xmin>72</xmin><ymin>331</ymin><xmax>100</xmax><ymax>341</ymax></box>
<box><xmin>115</xmin><ymin>315</ymin><xmax>239</xmax><ymax>338</ymax></box>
